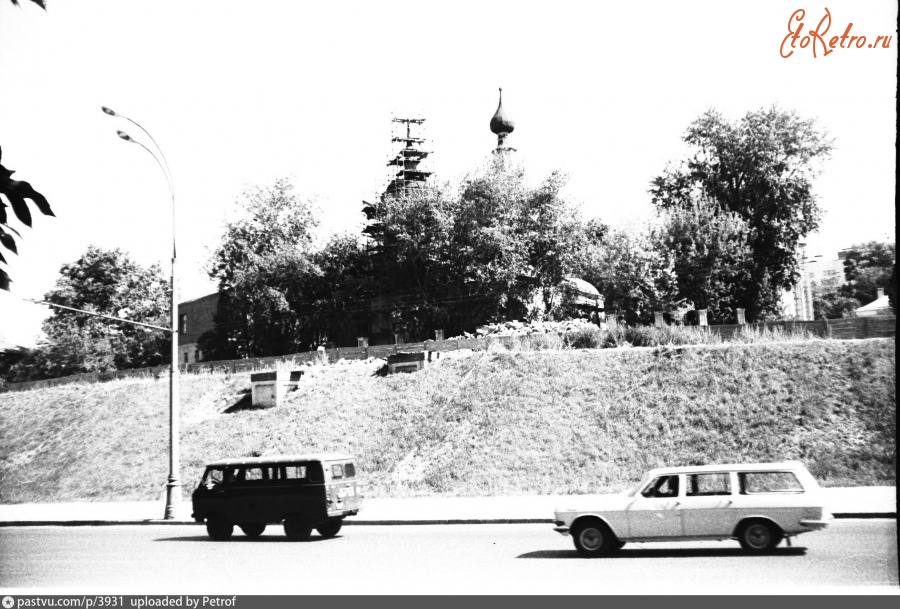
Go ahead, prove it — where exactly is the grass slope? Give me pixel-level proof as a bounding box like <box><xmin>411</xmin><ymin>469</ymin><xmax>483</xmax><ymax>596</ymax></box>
<box><xmin>0</xmin><ymin>339</ymin><xmax>894</xmax><ymax>503</ymax></box>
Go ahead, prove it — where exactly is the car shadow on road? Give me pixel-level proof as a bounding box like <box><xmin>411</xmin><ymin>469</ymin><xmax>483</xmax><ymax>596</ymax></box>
<box><xmin>518</xmin><ymin>547</ymin><xmax>808</xmax><ymax>559</ymax></box>
<box><xmin>153</xmin><ymin>535</ymin><xmax>339</xmax><ymax>543</ymax></box>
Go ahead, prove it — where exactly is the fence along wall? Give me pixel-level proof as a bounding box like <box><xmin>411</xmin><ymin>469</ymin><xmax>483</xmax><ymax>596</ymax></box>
<box><xmin>3</xmin><ymin>316</ymin><xmax>894</xmax><ymax>393</ymax></box>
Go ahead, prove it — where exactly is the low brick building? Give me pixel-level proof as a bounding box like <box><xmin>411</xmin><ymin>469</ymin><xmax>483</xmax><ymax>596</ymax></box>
<box><xmin>177</xmin><ymin>293</ymin><xmax>221</xmax><ymax>364</ymax></box>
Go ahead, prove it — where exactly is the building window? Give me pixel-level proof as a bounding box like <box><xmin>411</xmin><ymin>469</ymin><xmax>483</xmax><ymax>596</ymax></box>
<box><xmin>179</xmin><ymin>314</ymin><xmax>187</xmax><ymax>334</ymax></box>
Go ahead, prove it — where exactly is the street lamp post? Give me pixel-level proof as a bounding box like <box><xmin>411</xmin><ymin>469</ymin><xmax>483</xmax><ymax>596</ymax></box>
<box><xmin>102</xmin><ymin>107</ymin><xmax>181</xmax><ymax>520</ymax></box>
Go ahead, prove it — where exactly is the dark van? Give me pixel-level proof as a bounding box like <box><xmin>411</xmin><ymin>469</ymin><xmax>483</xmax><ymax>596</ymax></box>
<box><xmin>191</xmin><ymin>453</ymin><xmax>362</xmax><ymax>541</ymax></box>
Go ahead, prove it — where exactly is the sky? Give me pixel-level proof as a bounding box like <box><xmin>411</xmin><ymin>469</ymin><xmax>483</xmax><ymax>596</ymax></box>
<box><xmin>1</xmin><ymin>0</ymin><xmax>896</xmax><ymax>347</ymax></box>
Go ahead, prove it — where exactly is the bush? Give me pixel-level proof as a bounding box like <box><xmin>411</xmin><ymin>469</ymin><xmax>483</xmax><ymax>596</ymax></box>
<box><xmin>563</xmin><ymin>325</ymin><xmax>604</xmax><ymax>349</ymax></box>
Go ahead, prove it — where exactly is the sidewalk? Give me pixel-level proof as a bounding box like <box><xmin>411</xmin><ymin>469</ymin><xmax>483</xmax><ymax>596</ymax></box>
<box><xmin>0</xmin><ymin>487</ymin><xmax>895</xmax><ymax>526</ymax></box>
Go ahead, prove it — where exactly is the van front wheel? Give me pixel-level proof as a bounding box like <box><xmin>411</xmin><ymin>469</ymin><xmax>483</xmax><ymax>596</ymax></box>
<box><xmin>317</xmin><ymin>521</ymin><xmax>342</xmax><ymax>538</ymax></box>
<box><xmin>206</xmin><ymin>516</ymin><xmax>233</xmax><ymax>541</ymax></box>
<box><xmin>284</xmin><ymin>516</ymin><xmax>312</xmax><ymax>541</ymax></box>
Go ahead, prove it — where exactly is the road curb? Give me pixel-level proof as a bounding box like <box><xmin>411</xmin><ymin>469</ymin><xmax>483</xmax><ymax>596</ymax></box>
<box><xmin>0</xmin><ymin>513</ymin><xmax>894</xmax><ymax>527</ymax></box>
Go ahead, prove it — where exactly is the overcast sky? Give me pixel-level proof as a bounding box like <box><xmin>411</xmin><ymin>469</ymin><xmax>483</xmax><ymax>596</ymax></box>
<box><xmin>1</xmin><ymin>0</ymin><xmax>896</xmax><ymax>347</ymax></box>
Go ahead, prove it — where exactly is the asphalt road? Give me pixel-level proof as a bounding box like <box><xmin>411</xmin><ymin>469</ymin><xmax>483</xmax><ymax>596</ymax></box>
<box><xmin>1</xmin><ymin>521</ymin><xmax>896</xmax><ymax>594</ymax></box>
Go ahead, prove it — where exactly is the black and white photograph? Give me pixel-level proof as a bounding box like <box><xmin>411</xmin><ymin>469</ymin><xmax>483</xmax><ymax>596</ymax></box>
<box><xmin>0</xmin><ymin>0</ymin><xmax>896</xmax><ymax>597</ymax></box>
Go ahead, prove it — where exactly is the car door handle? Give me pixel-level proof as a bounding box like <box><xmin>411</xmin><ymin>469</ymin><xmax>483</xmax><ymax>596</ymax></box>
<box><xmin>668</xmin><ymin>501</ymin><xmax>680</xmax><ymax>509</ymax></box>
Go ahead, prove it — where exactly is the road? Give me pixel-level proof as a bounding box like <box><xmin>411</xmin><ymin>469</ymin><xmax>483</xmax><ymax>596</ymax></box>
<box><xmin>1</xmin><ymin>521</ymin><xmax>896</xmax><ymax>594</ymax></box>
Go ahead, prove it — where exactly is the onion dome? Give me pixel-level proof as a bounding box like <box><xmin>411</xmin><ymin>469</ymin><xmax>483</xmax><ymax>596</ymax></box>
<box><xmin>490</xmin><ymin>88</ymin><xmax>515</xmax><ymax>137</ymax></box>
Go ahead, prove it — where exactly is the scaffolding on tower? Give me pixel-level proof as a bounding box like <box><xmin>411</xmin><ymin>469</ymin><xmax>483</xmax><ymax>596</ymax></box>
<box><xmin>361</xmin><ymin>116</ymin><xmax>432</xmax><ymax>256</ymax></box>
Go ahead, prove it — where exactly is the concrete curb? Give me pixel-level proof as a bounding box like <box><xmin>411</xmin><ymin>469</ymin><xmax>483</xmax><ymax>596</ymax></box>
<box><xmin>0</xmin><ymin>513</ymin><xmax>894</xmax><ymax>527</ymax></box>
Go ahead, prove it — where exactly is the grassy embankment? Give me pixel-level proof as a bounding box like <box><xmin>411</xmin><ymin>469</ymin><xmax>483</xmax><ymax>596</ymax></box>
<box><xmin>0</xmin><ymin>336</ymin><xmax>894</xmax><ymax>503</ymax></box>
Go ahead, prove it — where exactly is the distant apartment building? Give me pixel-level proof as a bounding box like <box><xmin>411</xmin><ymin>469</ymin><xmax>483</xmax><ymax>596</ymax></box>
<box><xmin>781</xmin><ymin>251</ymin><xmax>848</xmax><ymax>320</ymax></box>
<box><xmin>177</xmin><ymin>293</ymin><xmax>221</xmax><ymax>364</ymax></box>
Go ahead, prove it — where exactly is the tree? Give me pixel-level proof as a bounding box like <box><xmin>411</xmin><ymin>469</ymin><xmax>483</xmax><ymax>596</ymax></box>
<box><xmin>650</xmin><ymin>107</ymin><xmax>833</xmax><ymax>320</ymax></box>
<box><xmin>1</xmin><ymin>146</ymin><xmax>54</xmax><ymax>290</ymax></box>
<box><xmin>656</xmin><ymin>194</ymin><xmax>754</xmax><ymax>322</ymax></box>
<box><xmin>9</xmin><ymin>246</ymin><xmax>169</xmax><ymax>381</ymax></box>
<box><xmin>812</xmin><ymin>292</ymin><xmax>860</xmax><ymax>320</ymax></box>
<box><xmin>203</xmin><ymin>178</ymin><xmax>320</xmax><ymax>358</ymax></box>
<box><xmin>838</xmin><ymin>241</ymin><xmax>895</xmax><ymax>305</ymax></box>
<box><xmin>578</xmin><ymin>226</ymin><xmax>677</xmax><ymax>324</ymax></box>
<box><xmin>373</xmin><ymin>159</ymin><xmax>591</xmax><ymax>336</ymax></box>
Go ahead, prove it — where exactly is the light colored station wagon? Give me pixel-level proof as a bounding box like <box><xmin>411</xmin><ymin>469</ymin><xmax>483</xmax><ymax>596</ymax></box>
<box><xmin>554</xmin><ymin>461</ymin><xmax>832</xmax><ymax>556</ymax></box>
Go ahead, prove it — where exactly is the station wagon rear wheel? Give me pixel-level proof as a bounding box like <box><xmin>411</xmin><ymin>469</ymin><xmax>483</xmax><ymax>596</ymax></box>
<box><xmin>239</xmin><ymin>523</ymin><xmax>266</xmax><ymax>538</ymax></box>
<box><xmin>572</xmin><ymin>520</ymin><xmax>617</xmax><ymax>557</ymax></box>
<box><xmin>316</xmin><ymin>521</ymin><xmax>342</xmax><ymax>538</ymax></box>
<box><xmin>738</xmin><ymin>520</ymin><xmax>783</xmax><ymax>553</ymax></box>
<box><xmin>206</xmin><ymin>516</ymin><xmax>234</xmax><ymax>541</ymax></box>
<box><xmin>284</xmin><ymin>516</ymin><xmax>312</xmax><ymax>541</ymax></box>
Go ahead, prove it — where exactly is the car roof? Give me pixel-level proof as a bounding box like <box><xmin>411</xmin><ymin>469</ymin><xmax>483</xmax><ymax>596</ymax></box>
<box><xmin>645</xmin><ymin>461</ymin><xmax>809</xmax><ymax>476</ymax></box>
<box><xmin>204</xmin><ymin>454</ymin><xmax>355</xmax><ymax>467</ymax></box>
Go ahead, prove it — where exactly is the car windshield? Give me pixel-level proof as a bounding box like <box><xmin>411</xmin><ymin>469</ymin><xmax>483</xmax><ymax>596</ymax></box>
<box><xmin>626</xmin><ymin>473</ymin><xmax>654</xmax><ymax>497</ymax></box>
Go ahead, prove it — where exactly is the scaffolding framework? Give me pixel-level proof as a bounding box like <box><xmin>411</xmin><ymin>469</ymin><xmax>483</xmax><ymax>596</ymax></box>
<box><xmin>361</xmin><ymin>116</ymin><xmax>433</xmax><ymax>255</ymax></box>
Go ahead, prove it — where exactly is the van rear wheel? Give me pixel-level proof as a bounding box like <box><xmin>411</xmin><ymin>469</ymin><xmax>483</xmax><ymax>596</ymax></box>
<box><xmin>239</xmin><ymin>523</ymin><xmax>266</xmax><ymax>538</ymax></box>
<box><xmin>206</xmin><ymin>516</ymin><xmax>233</xmax><ymax>541</ymax></box>
<box><xmin>284</xmin><ymin>516</ymin><xmax>312</xmax><ymax>541</ymax></box>
<box><xmin>317</xmin><ymin>521</ymin><xmax>342</xmax><ymax>538</ymax></box>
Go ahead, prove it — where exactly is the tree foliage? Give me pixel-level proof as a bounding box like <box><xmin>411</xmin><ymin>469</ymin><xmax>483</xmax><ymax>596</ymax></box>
<box><xmin>202</xmin><ymin>178</ymin><xmax>321</xmax><ymax>358</ymax></box>
<box><xmin>375</xmin><ymin>159</ymin><xmax>591</xmax><ymax>336</ymax></box>
<box><xmin>1</xmin><ymin>146</ymin><xmax>54</xmax><ymax>290</ymax></box>
<box><xmin>655</xmin><ymin>194</ymin><xmax>754</xmax><ymax>322</ymax></box>
<box><xmin>9</xmin><ymin>0</ymin><xmax>47</xmax><ymax>8</ymax></box>
<box><xmin>577</xmin><ymin>226</ymin><xmax>677</xmax><ymax>325</ymax></box>
<box><xmin>837</xmin><ymin>240</ymin><xmax>895</xmax><ymax>305</ymax></box>
<box><xmin>650</xmin><ymin>107</ymin><xmax>832</xmax><ymax>320</ymax></box>
<box><xmin>9</xmin><ymin>246</ymin><xmax>170</xmax><ymax>381</ymax></box>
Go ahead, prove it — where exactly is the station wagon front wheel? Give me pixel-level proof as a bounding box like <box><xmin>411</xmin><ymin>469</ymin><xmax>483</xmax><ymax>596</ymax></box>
<box><xmin>738</xmin><ymin>520</ymin><xmax>783</xmax><ymax>553</ymax></box>
<box><xmin>206</xmin><ymin>516</ymin><xmax>234</xmax><ymax>541</ymax></box>
<box><xmin>572</xmin><ymin>520</ymin><xmax>617</xmax><ymax>557</ymax></box>
<box><xmin>284</xmin><ymin>516</ymin><xmax>312</xmax><ymax>541</ymax></box>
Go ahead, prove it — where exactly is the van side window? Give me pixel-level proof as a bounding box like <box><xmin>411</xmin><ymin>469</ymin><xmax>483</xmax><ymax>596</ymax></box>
<box><xmin>285</xmin><ymin>465</ymin><xmax>308</xmax><ymax>481</ymax></box>
<box><xmin>243</xmin><ymin>467</ymin><xmax>265</xmax><ymax>482</ymax></box>
<box><xmin>331</xmin><ymin>464</ymin><xmax>344</xmax><ymax>479</ymax></box>
<box><xmin>739</xmin><ymin>472</ymin><xmax>803</xmax><ymax>494</ymax></box>
<box><xmin>687</xmin><ymin>473</ymin><xmax>730</xmax><ymax>496</ymax></box>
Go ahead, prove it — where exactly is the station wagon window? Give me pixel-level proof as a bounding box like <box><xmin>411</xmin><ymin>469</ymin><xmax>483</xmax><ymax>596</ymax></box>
<box><xmin>331</xmin><ymin>464</ymin><xmax>344</xmax><ymax>479</ymax></box>
<box><xmin>739</xmin><ymin>471</ymin><xmax>803</xmax><ymax>494</ymax></box>
<box><xmin>687</xmin><ymin>473</ymin><xmax>731</xmax><ymax>496</ymax></box>
<box><xmin>641</xmin><ymin>475</ymin><xmax>679</xmax><ymax>498</ymax></box>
